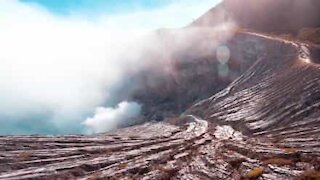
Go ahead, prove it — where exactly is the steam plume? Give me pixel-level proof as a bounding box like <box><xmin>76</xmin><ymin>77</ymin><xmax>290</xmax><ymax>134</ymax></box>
<box><xmin>83</xmin><ymin>101</ymin><xmax>141</xmax><ymax>134</ymax></box>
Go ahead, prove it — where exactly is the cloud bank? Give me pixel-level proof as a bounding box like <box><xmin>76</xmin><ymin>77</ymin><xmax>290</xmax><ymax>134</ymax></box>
<box><xmin>0</xmin><ymin>0</ymin><xmax>221</xmax><ymax>135</ymax></box>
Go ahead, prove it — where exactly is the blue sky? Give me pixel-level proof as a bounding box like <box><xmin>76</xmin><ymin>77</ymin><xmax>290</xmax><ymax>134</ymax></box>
<box><xmin>18</xmin><ymin>0</ymin><xmax>221</xmax><ymax>28</ymax></box>
<box><xmin>21</xmin><ymin>0</ymin><xmax>184</xmax><ymax>16</ymax></box>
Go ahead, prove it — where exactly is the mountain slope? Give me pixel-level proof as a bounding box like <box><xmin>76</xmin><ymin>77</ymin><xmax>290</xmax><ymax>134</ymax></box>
<box><xmin>192</xmin><ymin>0</ymin><xmax>320</xmax><ymax>34</ymax></box>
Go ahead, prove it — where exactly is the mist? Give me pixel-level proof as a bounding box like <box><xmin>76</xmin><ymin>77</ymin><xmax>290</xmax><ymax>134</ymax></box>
<box><xmin>0</xmin><ymin>0</ymin><xmax>223</xmax><ymax>135</ymax></box>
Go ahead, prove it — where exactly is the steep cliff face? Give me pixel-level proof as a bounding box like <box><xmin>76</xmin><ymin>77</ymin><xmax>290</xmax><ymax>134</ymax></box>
<box><xmin>125</xmin><ymin>26</ymin><xmax>264</xmax><ymax>123</ymax></box>
<box><xmin>129</xmin><ymin>28</ymin><xmax>242</xmax><ymax>121</ymax></box>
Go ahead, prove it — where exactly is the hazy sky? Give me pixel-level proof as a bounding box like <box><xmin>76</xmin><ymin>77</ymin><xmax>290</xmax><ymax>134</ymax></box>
<box><xmin>0</xmin><ymin>0</ymin><xmax>221</xmax><ymax>135</ymax></box>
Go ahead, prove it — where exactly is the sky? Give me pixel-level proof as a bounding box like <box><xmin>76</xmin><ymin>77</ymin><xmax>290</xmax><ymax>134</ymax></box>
<box><xmin>21</xmin><ymin>0</ymin><xmax>174</xmax><ymax>15</ymax></box>
<box><xmin>0</xmin><ymin>0</ymin><xmax>221</xmax><ymax>135</ymax></box>
<box><xmin>19</xmin><ymin>0</ymin><xmax>220</xmax><ymax>28</ymax></box>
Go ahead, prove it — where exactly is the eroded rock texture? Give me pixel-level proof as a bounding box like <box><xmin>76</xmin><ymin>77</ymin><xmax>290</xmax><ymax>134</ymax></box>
<box><xmin>0</xmin><ymin>31</ymin><xmax>320</xmax><ymax>180</ymax></box>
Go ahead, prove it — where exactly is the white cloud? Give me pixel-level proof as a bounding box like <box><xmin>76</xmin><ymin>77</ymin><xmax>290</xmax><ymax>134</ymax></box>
<box><xmin>0</xmin><ymin>0</ymin><xmax>222</xmax><ymax>134</ymax></box>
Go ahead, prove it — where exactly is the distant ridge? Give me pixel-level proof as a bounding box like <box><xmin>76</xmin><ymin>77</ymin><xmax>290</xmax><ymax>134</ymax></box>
<box><xmin>192</xmin><ymin>0</ymin><xmax>320</xmax><ymax>34</ymax></box>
